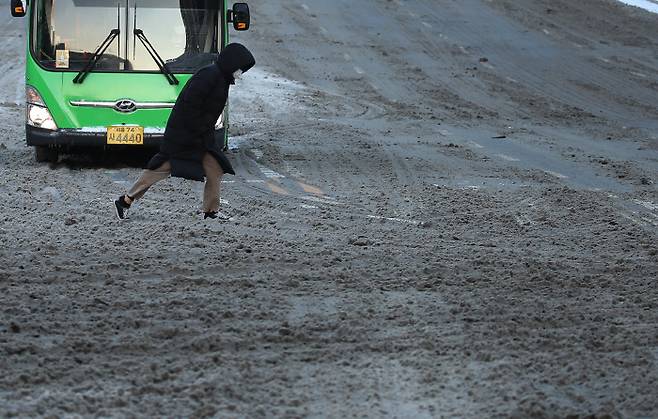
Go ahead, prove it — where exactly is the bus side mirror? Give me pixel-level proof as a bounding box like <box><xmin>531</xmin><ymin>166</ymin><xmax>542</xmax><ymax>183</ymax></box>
<box><xmin>11</xmin><ymin>0</ymin><xmax>26</xmax><ymax>17</ymax></box>
<box><xmin>229</xmin><ymin>3</ymin><xmax>250</xmax><ymax>31</ymax></box>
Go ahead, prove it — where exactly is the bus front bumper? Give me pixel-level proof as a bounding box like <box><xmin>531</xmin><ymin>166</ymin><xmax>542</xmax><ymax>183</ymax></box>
<box><xmin>26</xmin><ymin>125</ymin><xmax>164</xmax><ymax>148</ymax></box>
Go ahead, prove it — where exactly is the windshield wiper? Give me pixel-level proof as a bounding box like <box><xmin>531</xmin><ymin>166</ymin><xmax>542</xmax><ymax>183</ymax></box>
<box><xmin>133</xmin><ymin>29</ymin><xmax>179</xmax><ymax>85</ymax></box>
<box><xmin>73</xmin><ymin>29</ymin><xmax>120</xmax><ymax>84</ymax></box>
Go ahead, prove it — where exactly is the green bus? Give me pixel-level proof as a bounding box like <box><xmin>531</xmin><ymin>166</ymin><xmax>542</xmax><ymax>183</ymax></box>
<box><xmin>10</xmin><ymin>0</ymin><xmax>250</xmax><ymax>162</ymax></box>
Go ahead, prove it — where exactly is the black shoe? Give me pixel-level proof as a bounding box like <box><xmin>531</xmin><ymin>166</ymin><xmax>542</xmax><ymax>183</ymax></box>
<box><xmin>204</xmin><ymin>211</ymin><xmax>231</xmax><ymax>221</ymax></box>
<box><xmin>114</xmin><ymin>195</ymin><xmax>131</xmax><ymax>220</ymax></box>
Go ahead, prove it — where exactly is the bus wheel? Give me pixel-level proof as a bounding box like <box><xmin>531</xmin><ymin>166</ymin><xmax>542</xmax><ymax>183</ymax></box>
<box><xmin>35</xmin><ymin>146</ymin><xmax>59</xmax><ymax>163</ymax></box>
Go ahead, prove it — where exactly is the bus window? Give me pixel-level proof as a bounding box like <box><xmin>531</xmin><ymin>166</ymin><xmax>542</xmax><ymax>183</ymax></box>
<box><xmin>31</xmin><ymin>0</ymin><xmax>221</xmax><ymax>74</ymax></box>
<box><xmin>131</xmin><ymin>0</ymin><xmax>220</xmax><ymax>73</ymax></box>
<box><xmin>33</xmin><ymin>0</ymin><xmax>126</xmax><ymax>71</ymax></box>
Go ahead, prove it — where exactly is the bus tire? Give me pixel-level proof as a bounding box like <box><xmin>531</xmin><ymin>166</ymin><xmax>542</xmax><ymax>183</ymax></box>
<box><xmin>35</xmin><ymin>146</ymin><xmax>59</xmax><ymax>163</ymax></box>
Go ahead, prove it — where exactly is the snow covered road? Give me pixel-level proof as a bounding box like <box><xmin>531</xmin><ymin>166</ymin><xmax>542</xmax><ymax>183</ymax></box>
<box><xmin>1</xmin><ymin>0</ymin><xmax>658</xmax><ymax>417</ymax></box>
<box><xmin>617</xmin><ymin>0</ymin><xmax>658</xmax><ymax>14</ymax></box>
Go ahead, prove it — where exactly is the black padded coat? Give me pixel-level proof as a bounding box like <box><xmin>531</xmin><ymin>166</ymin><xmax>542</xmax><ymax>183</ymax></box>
<box><xmin>147</xmin><ymin>43</ymin><xmax>256</xmax><ymax>181</ymax></box>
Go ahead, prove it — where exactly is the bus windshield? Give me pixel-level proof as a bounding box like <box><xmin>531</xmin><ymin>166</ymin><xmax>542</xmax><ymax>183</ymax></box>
<box><xmin>32</xmin><ymin>0</ymin><xmax>220</xmax><ymax>74</ymax></box>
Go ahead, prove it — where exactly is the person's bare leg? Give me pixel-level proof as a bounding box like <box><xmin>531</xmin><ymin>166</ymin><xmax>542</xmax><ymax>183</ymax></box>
<box><xmin>124</xmin><ymin>161</ymin><xmax>172</xmax><ymax>204</ymax></box>
<box><xmin>115</xmin><ymin>161</ymin><xmax>172</xmax><ymax>219</ymax></box>
<box><xmin>201</xmin><ymin>153</ymin><xmax>224</xmax><ymax>214</ymax></box>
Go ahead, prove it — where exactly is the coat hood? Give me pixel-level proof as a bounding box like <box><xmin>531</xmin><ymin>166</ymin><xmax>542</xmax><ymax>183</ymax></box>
<box><xmin>215</xmin><ymin>43</ymin><xmax>255</xmax><ymax>81</ymax></box>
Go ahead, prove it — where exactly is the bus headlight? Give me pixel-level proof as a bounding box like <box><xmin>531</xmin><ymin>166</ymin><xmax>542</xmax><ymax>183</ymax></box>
<box><xmin>27</xmin><ymin>104</ymin><xmax>58</xmax><ymax>130</ymax></box>
<box><xmin>215</xmin><ymin>110</ymin><xmax>225</xmax><ymax>130</ymax></box>
<box><xmin>26</xmin><ymin>86</ymin><xmax>58</xmax><ymax>130</ymax></box>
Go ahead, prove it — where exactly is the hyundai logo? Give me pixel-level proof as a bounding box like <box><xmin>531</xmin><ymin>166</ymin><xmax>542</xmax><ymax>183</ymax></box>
<box><xmin>114</xmin><ymin>99</ymin><xmax>137</xmax><ymax>113</ymax></box>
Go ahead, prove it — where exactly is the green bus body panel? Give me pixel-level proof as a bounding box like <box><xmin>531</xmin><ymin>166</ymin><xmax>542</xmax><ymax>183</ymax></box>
<box><xmin>24</xmin><ymin>1</ymin><xmax>233</xmax><ymax>133</ymax></box>
<box><xmin>26</xmin><ymin>56</ymin><xmax>192</xmax><ymax>129</ymax></box>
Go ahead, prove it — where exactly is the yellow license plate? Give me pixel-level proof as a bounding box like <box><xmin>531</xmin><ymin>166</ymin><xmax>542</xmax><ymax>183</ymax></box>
<box><xmin>107</xmin><ymin>126</ymin><xmax>144</xmax><ymax>145</ymax></box>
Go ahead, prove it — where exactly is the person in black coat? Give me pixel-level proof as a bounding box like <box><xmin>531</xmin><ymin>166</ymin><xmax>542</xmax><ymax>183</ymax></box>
<box><xmin>114</xmin><ymin>43</ymin><xmax>255</xmax><ymax>220</ymax></box>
